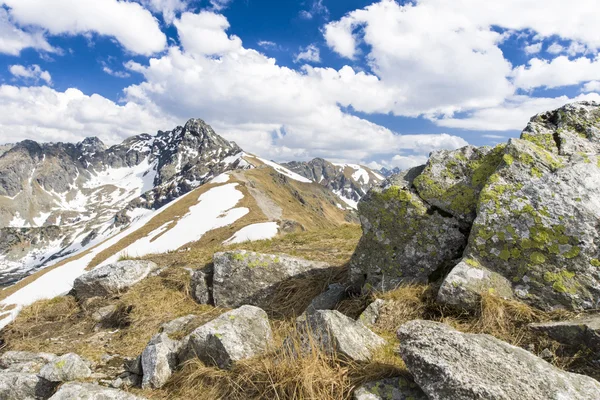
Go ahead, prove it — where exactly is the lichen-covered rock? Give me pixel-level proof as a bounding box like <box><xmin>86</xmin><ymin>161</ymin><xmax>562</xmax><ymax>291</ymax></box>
<box><xmin>301</xmin><ymin>310</ymin><xmax>385</xmax><ymax>362</ymax></box>
<box><xmin>73</xmin><ymin>260</ymin><xmax>159</xmax><ymax>300</ymax></box>
<box><xmin>212</xmin><ymin>251</ymin><xmax>330</xmax><ymax>308</ymax></box>
<box><xmin>414</xmin><ymin>145</ymin><xmax>505</xmax><ymax>224</ymax></box>
<box><xmin>437</xmin><ymin>259</ymin><xmax>514</xmax><ymax>309</ymax></box>
<box><xmin>397</xmin><ymin>320</ymin><xmax>600</xmax><ymax>400</ymax></box>
<box><xmin>39</xmin><ymin>353</ymin><xmax>91</xmax><ymax>383</ymax></box>
<box><xmin>140</xmin><ymin>333</ymin><xmax>181</xmax><ymax>389</ymax></box>
<box><xmin>190</xmin><ymin>268</ymin><xmax>211</xmax><ymax>305</ymax></box>
<box><xmin>358</xmin><ymin>299</ymin><xmax>386</xmax><ymax>327</ymax></box>
<box><xmin>530</xmin><ymin>314</ymin><xmax>600</xmax><ymax>352</ymax></box>
<box><xmin>0</xmin><ymin>372</ymin><xmax>56</xmax><ymax>400</ymax></box>
<box><xmin>0</xmin><ymin>351</ymin><xmax>56</xmax><ymax>373</ymax></box>
<box><xmin>350</xmin><ymin>180</ymin><xmax>466</xmax><ymax>291</ymax></box>
<box><xmin>353</xmin><ymin>377</ymin><xmax>427</xmax><ymax>400</ymax></box>
<box><xmin>463</xmin><ymin>137</ymin><xmax>600</xmax><ymax>310</ymax></box>
<box><xmin>48</xmin><ymin>382</ymin><xmax>146</xmax><ymax>399</ymax></box>
<box><xmin>181</xmin><ymin>305</ymin><xmax>273</xmax><ymax>369</ymax></box>
<box><xmin>305</xmin><ymin>283</ymin><xmax>346</xmax><ymax>314</ymax></box>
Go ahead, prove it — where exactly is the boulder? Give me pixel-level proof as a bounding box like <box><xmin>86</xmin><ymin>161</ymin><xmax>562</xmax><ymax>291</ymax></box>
<box><xmin>305</xmin><ymin>283</ymin><xmax>346</xmax><ymax>314</ymax></box>
<box><xmin>0</xmin><ymin>372</ymin><xmax>56</xmax><ymax>400</ymax></box>
<box><xmin>349</xmin><ymin>174</ymin><xmax>466</xmax><ymax>291</ymax></box>
<box><xmin>181</xmin><ymin>305</ymin><xmax>273</xmax><ymax>369</ymax></box>
<box><xmin>48</xmin><ymin>382</ymin><xmax>146</xmax><ymax>399</ymax></box>
<box><xmin>530</xmin><ymin>314</ymin><xmax>600</xmax><ymax>352</ymax></box>
<box><xmin>140</xmin><ymin>333</ymin><xmax>181</xmax><ymax>389</ymax></box>
<box><xmin>73</xmin><ymin>260</ymin><xmax>159</xmax><ymax>300</ymax></box>
<box><xmin>437</xmin><ymin>260</ymin><xmax>514</xmax><ymax>309</ymax></box>
<box><xmin>301</xmin><ymin>310</ymin><xmax>385</xmax><ymax>362</ymax></box>
<box><xmin>358</xmin><ymin>299</ymin><xmax>386</xmax><ymax>327</ymax></box>
<box><xmin>0</xmin><ymin>351</ymin><xmax>56</xmax><ymax>373</ymax></box>
<box><xmin>413</xmin><ymin>145</ymin><xmax>505</xmax><ymax>224</ymax></box>
<box><xmin>462</xmin><ymin>137</ymin><xmax>600</xmax><ymax>310</ymax></box>
<box><xmin>39</xmin><ymin>353</ymin><xmax>91</xmax><ymax>383</ymax></box>
<box><xmin>211</xmin><ymin>251</ymin><xmax>330</xmax><ymax>308</ymax></box>
<box><xmin>159</xmin><ymin>314</ymin><xmax>198</xmax><ymax>336</ymax></box>
<box><xmin>397</xmin><ymin>319</ymin><xmax>600</xmax><ymax>400</ymax></box>
<box><xmin>353</xmin><ymin>377</ymin><xmax>427</xmax><ymax>400</ymax></box>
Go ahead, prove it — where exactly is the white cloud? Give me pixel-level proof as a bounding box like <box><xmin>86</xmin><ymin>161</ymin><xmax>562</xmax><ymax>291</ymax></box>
<box><xmin>547</xmin><ymin>42</ymin><xmax>564</xmax><ymax>54</ymax></box>
<box><xmin>524</xmin><ymin>42</ymin><xmax>542</xmax><ymax>55</ymax></box>
<box><xmin>2</xmin><ymin>0</ymin><xmax>166</xmax><ymax>55</ymax></box>
<box><xmin>294</xmin><ymin>44</ymin><xmax>321</xmax><ymax>63</ymax></box>
<box><xmin>258</xmin><ymin>40</ymin><xmax>277</xmax><ymax>49</ymax></box>
<box><xmin>582</xmin><ymin>81</ymin><xmax>600</xmax><ymax>93</ymax></box>
<box><xmin>435</xmin><ymin>93</ymin><xmax>600</xmax><ymax>131</ymax></box>
<box><xmin>512</xmin><ymin>55</ymin><xmax>600</xmax><ymax>90</ymax></box>
<box><xmin>299</xmin><ymin>0</ymin><xmax>329</xmax><ymax>20</ymax></box>
<box><xmin>102</xmin><ymin>65</ymin><xmax>131</xmax><ymax>79</ymax></box>
<box><xmin>174</xmin><ymin>11</ymin><xmax>241</xmax><ymax>56</ymax></box>
<box><xmin>0</xmin><ymin>8</ymin><xmax>55</xmax><ymax>55</ymax></box>
<box><xmin>9</xmin><ymin>64</ymin><xmax>52</xmax><ymax>85</ymax></box>
<box><xmin>209</xmin><ymin>0</ymin><xmax>233</xmax><ymax>11</ymax></box>
<box><xmin>139</xmin><ymin>0</ymin><xmax>188</xmax><ymax>23</ymax></box>
<box><xmin>0</xmin><ymin>85</ymin><xmax>175</xmax><ymax>144</ymax></box>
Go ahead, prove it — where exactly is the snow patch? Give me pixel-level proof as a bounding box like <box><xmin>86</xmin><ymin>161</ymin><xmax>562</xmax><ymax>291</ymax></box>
<box><xmin>333</xmin><ymin>190</ymin><xmax>358</xmax><ymax>209</ymax></box>
<box><xmin>254</xmin><ymin>156</ymin><xmax>312</xmax><ymax>183</ymax></box>
<box><xmin>210</xmin><ymin>173</ymin><xmax>230</xmax><ymax>184</ymax></box>
<box><xmin>8</xmin><ymin>213</ymin><xmax>28</xmax><ymax>228</ymax></box>
<box><xmin>224</xmin><ymin>222</ymin><xmax>279</xmax><ymax>245</ymax></box>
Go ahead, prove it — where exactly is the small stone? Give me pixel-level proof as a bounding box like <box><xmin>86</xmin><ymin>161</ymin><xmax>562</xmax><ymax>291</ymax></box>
<box><xmin>358</xmin><ymin>299</ymin><xmax>386</xmax><ymax>327</ymax></box>
<box><xmin>48</xmin><ymin>382</ymin><xmax>147</xmax><ymax>399</ymax></box>
<box><xmin>0</xmin><ymin>351</ymin><xmax>56</xmax><ymax>373</ymax></box>
<box><xmin>354</xmin><ymin>377</ymin><xmax>428</xmax><ymax>400</ymax></box>
<box><xmin>540</xmin><ymin>348</ymin><xmax>554</xmax><ymax>360</ymax></box>
<box><xmin>92</xmin><ymin>305</ymin><xmax>118</xmax><ymax>323</ymax></box>
<box><xmin>140</xmin><ymin>333</ymin><xmax>180</xmax><ymax>389</ymax></box>
<box><xmin>159</xmin><ymin>314</ymin><xmax>198</xmax><ymax>336</ymax></box>
<box><xmin>305</xmin><ymin>283</ymin><xmax>346</xmax><ymax>314</ymax></box>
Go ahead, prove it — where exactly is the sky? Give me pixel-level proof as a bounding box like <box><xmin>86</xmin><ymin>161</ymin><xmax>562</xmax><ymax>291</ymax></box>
<box><xmin>1</xmin><ymin>0</ymin><xmax>600</xmax><ymax>170</ymax></box>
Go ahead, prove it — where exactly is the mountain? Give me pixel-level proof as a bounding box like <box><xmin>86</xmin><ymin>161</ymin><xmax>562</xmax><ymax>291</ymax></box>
<box><xmin>379</xmin><ymin>166</ymin><xmax>402</xmax><ymax>177</ymax></box>
<box><xmin>282</xmin><ymin>158</ymin><xmax>384</xmax><ymax>208</ymax></box>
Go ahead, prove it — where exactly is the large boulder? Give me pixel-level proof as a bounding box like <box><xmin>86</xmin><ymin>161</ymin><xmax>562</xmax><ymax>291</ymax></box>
<box><xmin>211</xmin><ymin>251</ymin><xmax>330</xmax><ymax>308</ymax></box>
<box><xmin>73</xmin><ymin>260</ymin><xmax>159</xmax><ymax>300</ymax></box>
<box><xmin>397</xmin><ymin>320</ymin><xmax>600</xmax><ymax>400</ymax></box>
<box><xmin>413</xmin><ymin>144</ymin><xmax>505</xmax><ymax>224</ymax></box>
<box><xmin>48</xmin><ymin>382</ymin><xmax>146</xmax><ymax>399</ymax></box>
<box><xmin>181</xmin><ymin>305</ymin><xmax>273</xmax><ymax>369</ymax></box>
<box><xmin>140</xmin><ymin>333</ymin><xmax>181</xmax><ymax>389</ymax></box>
<box><xmin>0</xmin><ymin>372</ymin><xmax>56</xmax><ymax>400</ymax></box>
<box><xmin>0</xmin><ymin>351</ymin><xmax>56</xmax><ymax>373</ymax></box>
<box><xmin>301</xmin><ymin>310</ymin><xmax>385</xmax><ymax>362</ymax></box>
<box><xmin>530</xmin><ymin>313</ymin><xmax>600</xmax><ymax>352</ymax></box>
<box><xmin>39</xmin><ymin>353</ymin><xmax>91</xmax><ymax>383</ymax></box>
<box><xmin>353</xmin><ymin>377</ymin><xmax>427</xmax><ymax>400</ymax></box>
<box><xmin>349</xmin><ymin>175</ymin><xmax>466</xmax><ymax>291</ymax></box>
<box><xmin>456</xmin><ymin>136</ymin><xmax>600</xmax><ymax>311</ymax></box>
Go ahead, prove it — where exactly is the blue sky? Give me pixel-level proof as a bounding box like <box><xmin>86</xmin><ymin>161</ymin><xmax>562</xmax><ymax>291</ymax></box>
<box><xmin>1</xmin><ymin>0</ymin><xmax>600</xmax><ymax>169</ymax></box>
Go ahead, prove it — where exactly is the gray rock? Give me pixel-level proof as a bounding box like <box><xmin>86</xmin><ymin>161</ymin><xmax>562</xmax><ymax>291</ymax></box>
<box><xmin>181</xmin><ymin>305</ymin><xmax>273</xmax><ymax>369</ymax></box>
<box><xmin>358</xmin><ymin>299</ymin><xmax>386</xmax><ymax>327</ymax></box>
<box><xmin>530</xmin><ymin>314</ymin><xmax>600</xmax><ymax>352</ymax></box>
<box><xmin>39</xmin><ymin>353</ymin><xmax>91</xmax><ymax>383</ymax></box>
<box><xmin>302</xmin><ymin>310</ymin><xmax>385</xmax><ymax>362</ymax></box>
<box><xmin>140</xmin><ymin>333</ymin><xmax>180</xmax><ymax>389</ymax></box>
<box><xmin>349</xmin><ymin>181</ymin><xmax>466</xmax><ymax>291</ymax></box>
<box><xmin>305</xmin><ymin>283</ymin><xmax>346</xmax><ymax>314</ymax></box>
<box><xmin>413</xmin><ymin>145</ymin><xmax>504</xmax><ymax>224</ymax></box>
<box><xmin>190</xmin><ymin>269</ymin><xmax>211</xmax><ymax>304</ymax></box>
<box><xmin>48</xmin><ymin>382</ymin><xmax>146</xmax><ymax>399</ymax></box>
<box><xmin>159</xmin><ymin>314</ymin><xmax>198</xmax><ymax>336</ymax></box>
<box><xmin>73</xmin><ymin>260</ymin><xmax>159</xmax><ymax>300</ymax></box>
<box><xmin>123</xmin><ymin>356</ymin><xmax>142</xmax><ymax>376</ymax></box>
<box><xmin>110</xmin><ymin>372</ymin><xmax>141</xmax><ymax>389</ymax></box>
<box><xmin>354</xmin><ymin>377</ymin><xmax>427</xmax><ymax>400</ymax></box>
<box><xmin>437</xmin><ymin>260</ymin><xmax>514</xmax><ymax>310</ymax></box>
<box><xmin>397</xmin><ymin>319</ymin><xmax>600</xmax><ymax>400</ymax></box>
<box><xmin>0</xmin><ymin>351</ymin><xmax>56</xmax><ymax>373</ymax></box>
<box><xmin>463</xmin><ymin>137</ymin><xmax>600</xmax><ymax>311</ymax></box>
<box><xmin>0</xmin><ymin>372</ymin><xmax>56</xmax><ymax>400</ymax></box>
<box><xmin>212</xmin><ymin>251</ymin><xmax>330</xmax><ymax>309</ymax></box>
<box><xmin>91</xmin><ymin>305</ymin><xmax>117</xmax><ymax>323</ymax></box>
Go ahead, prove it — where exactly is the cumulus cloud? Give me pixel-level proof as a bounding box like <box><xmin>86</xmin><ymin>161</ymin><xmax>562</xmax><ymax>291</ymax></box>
<box><xmin>0</xmin><ymin>85</ymin><xmax>175</xmax><ymax>144</ymax></box>
<box><xmin>0</xmin><ymin>8</ymin><xmax>55</xmax><ymax>55</ymax></box>
<box><xmin>582</xmin><ymin>81</ymin><xmax>600</xmax><ymax>93</ymax></box>
<box><xmin>294</xmin><ymin>44</ymin><xmax>321</xmax><ymax>63</ymax></box>
<box><xmin>524</xmin><ymin>42</ymin><xmax>542</xmax><ymax>55</ymax></box>
<box><xmin>9</xmin><ymin>64</ymin><xmax>52</xmax><ymax>84</ymax></box>
<box><xmin>2</xmin><ymin>0</ymin><xmax>166</xmax><ymax>55</ymax></box>
<box><xmin>174</xmin><ymin>11</ymin><xmax>241</xmax><ymax>56</ymax></box>
<box><xmin>512</xmin><ymin>56</ymin><xmax>600</xmax><ymax>90</ymax></box>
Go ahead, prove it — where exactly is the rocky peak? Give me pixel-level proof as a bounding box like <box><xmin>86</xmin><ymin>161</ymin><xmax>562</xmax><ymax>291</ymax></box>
<box><xmin>77</xmin><ymin>137</ymin><xmax>106</xmax><ymax>154</ymax></box>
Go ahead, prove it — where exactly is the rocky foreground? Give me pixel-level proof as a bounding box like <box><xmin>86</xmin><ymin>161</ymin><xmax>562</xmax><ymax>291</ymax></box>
<box><xmin>1</xmin><ymin>102</ymin><xmax>600</xmax><ymax>399</ymax></box>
